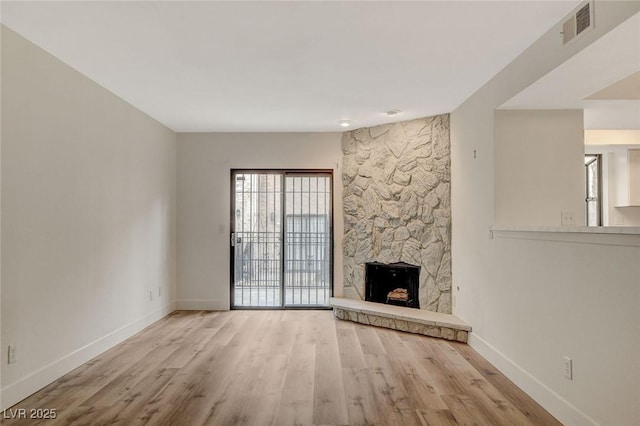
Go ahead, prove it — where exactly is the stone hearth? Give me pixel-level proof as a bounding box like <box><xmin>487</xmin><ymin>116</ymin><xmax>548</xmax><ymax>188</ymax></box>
<box><xmin>342</xmin><ymin>114</ymin><xmax>451</xmax><ymax>313</ymax></box>
<box><xmin>330</xmin><ymin>297</ymin><xmax>470</xmax><ymax>343</ymax></box>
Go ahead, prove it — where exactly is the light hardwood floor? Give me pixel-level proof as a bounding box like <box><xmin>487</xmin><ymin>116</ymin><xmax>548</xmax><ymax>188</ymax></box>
<box><xmin>1</xmin><ymin>311</ymin><xmax>560</xmax><ymax>425</ymax></box>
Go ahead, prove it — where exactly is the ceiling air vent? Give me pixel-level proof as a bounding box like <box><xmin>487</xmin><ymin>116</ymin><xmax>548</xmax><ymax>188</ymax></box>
<box><xmin>562</xmin><ymin>1</ymin><xmax>594</xmax><ymax>45</ymax></box>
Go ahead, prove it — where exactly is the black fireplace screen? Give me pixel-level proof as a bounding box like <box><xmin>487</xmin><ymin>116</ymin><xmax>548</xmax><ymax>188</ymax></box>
<box><xmin>364</xmin><ymin>262</ymin><xmax>420</xmax><ymax>309</ymax></box>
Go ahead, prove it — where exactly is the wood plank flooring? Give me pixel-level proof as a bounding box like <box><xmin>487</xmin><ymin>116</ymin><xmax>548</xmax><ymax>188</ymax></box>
<box><xmin>1</xmin><ymin>311</ymin><xmax>560</xmax><ymax>426</ymax></box>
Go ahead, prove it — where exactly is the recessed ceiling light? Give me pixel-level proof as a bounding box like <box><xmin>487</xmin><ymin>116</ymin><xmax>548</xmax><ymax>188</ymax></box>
<box><xmin>385</xmin><ymin>109</ymin><xmax>401</xmax><ymax>117</ymax></box>
<box><xmin>339</xmin><ymin>120</ymin><xmax>352</xmax><ymax>128</ymax></box>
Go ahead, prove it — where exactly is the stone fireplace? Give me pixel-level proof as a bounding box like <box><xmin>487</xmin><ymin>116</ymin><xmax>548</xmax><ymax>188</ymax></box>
<box><xmin>342</xmin><ymin>114</ymin><xmax>451</xmax><ymax>313</ymax></box>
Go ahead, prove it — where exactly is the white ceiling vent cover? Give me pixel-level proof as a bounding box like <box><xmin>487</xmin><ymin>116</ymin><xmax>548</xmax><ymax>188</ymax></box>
<box><xmin>563</xmin><ymin>1</ymin><xmax>594</xmax><ymax>45</ymax></box>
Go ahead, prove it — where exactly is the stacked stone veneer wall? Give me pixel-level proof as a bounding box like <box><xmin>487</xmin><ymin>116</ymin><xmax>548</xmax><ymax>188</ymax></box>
<box><xmin>342</xmin><ymin>115</ymin><xmax>451</xmax><ymax>313</ymax></box>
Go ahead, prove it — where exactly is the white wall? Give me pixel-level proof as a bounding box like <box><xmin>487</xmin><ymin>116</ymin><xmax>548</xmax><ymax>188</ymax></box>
<box><xmin>451</xmin><ymin>3</ymin><xmax>640</xmax><ymax>426</ymax></box>
<box><xmin>495</xmin><ymin>110</ymin><xmax>585</xmax><ymax>226</ymax></box>
<box><xmin>1</xmin><ymin>27</ymin><xmax>177</xmax><ymax>409</ymax></box>
<box><xmin>177</xmin><ymin>132</ymin><xmax>343</xmax><ymax>310</ymax></box>
<box><xmin>487</xmin><ymin>231</ymin><xmax>640</xmax><ymax>425</ymax></box>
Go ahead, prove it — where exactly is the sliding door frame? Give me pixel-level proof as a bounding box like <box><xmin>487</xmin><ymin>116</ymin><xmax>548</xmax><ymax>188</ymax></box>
<box><xmin>230</xmin><ymin>169</ymin><xmax>334</xmax><ymax>310</ymax></box>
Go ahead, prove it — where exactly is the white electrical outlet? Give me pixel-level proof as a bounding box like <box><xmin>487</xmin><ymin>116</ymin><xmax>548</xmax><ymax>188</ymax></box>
<box><xmin>8</xmin><ymin>345</ymin><xmax>16</xmax><ymax>364</ymax></box>
<box><xmin>158</xmin><ymin>287</ymin><xmax>162</xmax><ymax>297</ymax></box>
<box><xmin>149</xmin><ymin>290</ymin><xmax>153</xmax><ymax>302</ymax></box>
<box><xmin>563</xmin><ymin>356</ymin><xmax>573</xmax><ymax>380</ymax></box>
<box><xmin>561</xmin><ymin>211</ymin><xmax>576</xmax><ymax>226</ymax></box>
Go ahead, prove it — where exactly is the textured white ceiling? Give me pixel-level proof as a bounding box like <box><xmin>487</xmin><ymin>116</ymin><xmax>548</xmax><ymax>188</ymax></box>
<box><xmin>501</xmin><ymin>12</ymin><xmax>640</xmax><ymax>110</ymax></box>
<box><xmin>499</xmin><ymin>11</ymin><xmax>640</xmax><ymax>130</ymax></box>
<box><xmin>587</xmin><ymin>71</ymin><xmax>640</xmax><ymax>101</ymax></box>
<box><xmin>1</xmin><ymin>1</ymin><xmax>579</xmax><ymax>132</ymax></box>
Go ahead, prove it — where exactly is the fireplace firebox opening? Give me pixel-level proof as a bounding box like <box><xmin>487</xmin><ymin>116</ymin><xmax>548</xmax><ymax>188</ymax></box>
<box><xmin>365</xmin><ymin>262</ymin><xmax>420</xmax><ymax>309</ymax></box>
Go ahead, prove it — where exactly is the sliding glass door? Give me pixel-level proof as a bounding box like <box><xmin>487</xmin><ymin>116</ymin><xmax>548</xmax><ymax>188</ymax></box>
<box><xmin>231</xmin><ymin>171</ymin><xmax>332</xmax><ymax>308</ymax></box>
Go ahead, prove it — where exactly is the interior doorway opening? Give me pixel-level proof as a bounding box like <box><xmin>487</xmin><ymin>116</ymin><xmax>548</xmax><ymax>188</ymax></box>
<box><xmin>585</xmin><ymin>154</ymin><xmax>602</xmax><ymax>226</ymax></box>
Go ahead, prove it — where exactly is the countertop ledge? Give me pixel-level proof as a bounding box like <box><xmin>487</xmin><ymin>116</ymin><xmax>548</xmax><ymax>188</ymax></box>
<box><xmin>491</xmin><ymin>225</ymin><xmax>640</xmax><ymax>235</ymax></box>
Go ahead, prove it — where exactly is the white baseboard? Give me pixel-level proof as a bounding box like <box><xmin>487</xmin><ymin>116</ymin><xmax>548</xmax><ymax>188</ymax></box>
<box><xmin>468</xmin><ymin>333</ymin><xmax>599</xmax><ymax>426</ymax></box>
<box><xmin>0</xmin><ymin>304</ymin><xmax>174</xmax><ymax>411</ymax></box>
<box><xmin>175</xmin><ymin>299</ymin><xmax>229</xmax><ymax>311</ymax></box>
